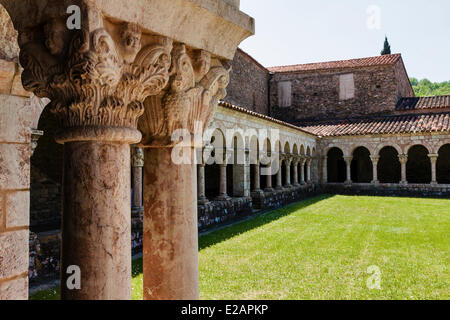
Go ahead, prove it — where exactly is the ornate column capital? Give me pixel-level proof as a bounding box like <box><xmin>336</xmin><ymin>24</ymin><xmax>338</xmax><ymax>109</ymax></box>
<box><xmin>428</xmin><ymin>153</ymin><xmax>439</xmax><ymax>162</ymax></box>
<box><xmin>398</xmin><ymin>154</ymin><xmax>408</xmax><ymax>164</ymax></box>
<box><xmin>132</xmin><ymin>146</ymin><xmax>145</xmax><ymax>168</ymax></box>
<box><xmin>343</xmin><ymin>156</ymin><xmax>353</xmax><ymax>164</ymax></box>
<box><xmin>17</xmin><ymin>5</ymin><xmax>173</xmax><ymax>144</ymax></box>
<box><xmin>370</xmin><ymin>155</ymin><xmax>380</xmax><ymax>163</ymax></box>
<box><xmin>139</xmin><ymin>43</ymin><xmax>230</xmax><ymax>148</ymax></box>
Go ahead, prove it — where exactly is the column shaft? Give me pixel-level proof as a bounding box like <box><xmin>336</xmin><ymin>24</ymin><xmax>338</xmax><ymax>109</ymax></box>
<box><xmin>276</xmin><ymin>160</ymin><xmax>283</xmax><ymax>189</ymax></box>
<box><xmin>293</xmin><ymin>162</ymin><xmax>299</xmax><ymax>185</ymax></box>
<box><xmin>265</xmin><ymin>165</ymin><xmax>273</xmax><ymax>190</ymax></box>
<box><xmin>300</xmin><ymin>161</ymin><xmax>306</xmax><ymax>184</ymax></box>
<box><xmin>322</xmin><ymin>157</ymin><xmax>328</xmax><ymax>184</ymax></box>
<box><xmin>219</xmin><ymin>164</ymin><xmax>228</xmax><ymax>199</ymax></box>
<box><xmin>61</xmin><ymin>142</ymin><xmax>131</xmax><ymax>300</ymax></box>
<box><xmin>198</xmin><ymin>164</ymin><xmax>208</xmax><ymax>204</ymax></box>
<box><xmin>143</xmin><ymin>147</ymin><xmax>199</xmax><ymax>300</ymax></box>
<box><xmin>254</xmin><ymin>163</ymin><xmax>261</xmax><ymax>191</ymax></box>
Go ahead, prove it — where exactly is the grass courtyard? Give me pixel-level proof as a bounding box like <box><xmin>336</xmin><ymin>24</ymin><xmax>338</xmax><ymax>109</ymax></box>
<box><xmin>31</xmin><ymin>195</ymin><xmax>449</xmax><ymax>300</ymax></box>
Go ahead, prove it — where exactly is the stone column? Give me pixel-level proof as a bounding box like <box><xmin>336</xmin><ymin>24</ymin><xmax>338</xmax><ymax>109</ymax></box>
<box><xmin>197</xmin><ymin>164</ymin><xmax>208</xmax><ymax>204</ymax></box>
<box><xmin>140</xmin><ymin>44</ymin><xmax>231</xmax><ymax>300</ymax></box>
<box><xmin>265</xmin><ymin>163</ymin><xmax>274</xmax><ymax>192</ymax></box>
<box><xmin>292</xmin><ymin>158</ymin><xmax>299</xmax><ymax>186</ymax></box>
<box><xmin>300</xmin><ymin>157</ymin><xmax>306</xmax><ymax>185</ymax></box>
<box><xmin>253</xmin><ymin>160</ymin><xmax>262</xmax><ymax>192</ymax></box>
<box><xmin>132</xmin><ymin>146</ymin><xmax>144</xmax><ymax>214</ymax></box>
<box><xmin>344</xmin><ymin>156</ymin><xmax>353</xmax><ymax>185</ymax></box>
<box><xmin>428</xmin><ymin>154</ymin><xmax>439</xmax><ymax>185</ymax></box>
<box><xmin>370</xmin><ymin>156</ymin><xmax>380</xmax><ymax>185</ymax></box>
<box><xmin>322</xmin><ymin>156</ymin><xmax>328</xmax><ymax>184</ymax></box>
<box><xmin>285</xmin><ymin>156</ymin><xmax>292</xmax><ymax>188</ymax></box>
<box><xmin>276</xmin><ymin>158</ymin><xmax>283</xmax><ymax>190</ymax></box>
<box><xmin>306</xmin><ymin>157</ymin><xmax>312</xmax><ymax>183</ymax></box>
<box><xmin>398</xmin><ymin>154</ymin><xmax>408</xmax><ymax>186</ymax></box>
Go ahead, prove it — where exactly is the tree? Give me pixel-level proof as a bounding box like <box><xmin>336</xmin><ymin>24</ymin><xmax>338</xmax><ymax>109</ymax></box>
<box><xmin>381</xmin><ymin>36</ymin><xmax>391</xmax><ymax>55</ymax></box>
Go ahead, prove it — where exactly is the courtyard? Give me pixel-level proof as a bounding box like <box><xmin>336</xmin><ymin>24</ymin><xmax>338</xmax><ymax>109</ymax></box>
<box><xmin>31</xmin><ymin>195</ymin><xmax>449</xmax><ymax>300</ymax></box>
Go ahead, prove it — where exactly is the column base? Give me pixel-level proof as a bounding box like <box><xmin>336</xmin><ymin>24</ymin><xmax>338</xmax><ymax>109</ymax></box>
<box><xmin>430</xmin><ymin>181</ymin><xmax>438</xmax><ymax>187</ymax></box>
<box><xmin>264</xmin><ymin>187</ymin><xmax>274</xmax><ymax>193</ymax></box>
<box><xmin>215</xmin><ymin>195</ymin><xmax>232</xmax><ymax>201</ymax></box>
<box><xmin>371</xmin><ymin>180</ymin><xmax>379</xmax><ymax>186</ymax></box>
<box><xmin>198</xmin><ymin>197</ymin><xmax>210</xmax><ymax>205</ymax></box>
<box><xmin>400</xmin><ymin>181</ymin><xmax>408</xmax><ymax>187</ymax></box>
<box><xmin>251</xmin><ymin>189</ymin><xmax>264</xmax><ymax>196</ymax></box>
<box><xmin>275</xmin><ymin>186</ymin><xmax>283</xmax><ymax>191</ymax></box>
<box><xmin>344</xmin><ymin>180</ymin><xmax>352</xmax><ymax>187</ymax></box>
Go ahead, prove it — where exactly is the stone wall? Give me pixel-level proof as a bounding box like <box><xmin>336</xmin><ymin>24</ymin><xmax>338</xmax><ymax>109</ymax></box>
<box><xmin>225</xmin><ymin>49</ymin><xmax>270</xmax><ymax>115</ymax></box>
<box><xmin>0</xmin><ymin>63</ymin><xmax>31</xmax><ymax>299</ymax></box>
<box><xmin>270</xmin><ymin>65</ymin><xmax>409</xmax><ymax>123</ymax></box>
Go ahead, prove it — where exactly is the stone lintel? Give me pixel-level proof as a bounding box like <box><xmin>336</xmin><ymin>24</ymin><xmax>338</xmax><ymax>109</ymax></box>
<box><xmin>1</xmin><ymin>0</ymin><xmax>254</xmax><ymax>60</ymax></box>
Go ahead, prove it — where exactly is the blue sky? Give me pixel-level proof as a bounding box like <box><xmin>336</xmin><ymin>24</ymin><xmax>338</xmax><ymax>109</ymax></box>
<box><xmin>239</xmin><ymin>0</ymin><xmax>449</xmax><ymax>82</ymax></box>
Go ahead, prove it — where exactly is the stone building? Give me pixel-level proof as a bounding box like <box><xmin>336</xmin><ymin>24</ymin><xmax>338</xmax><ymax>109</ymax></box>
<box><xmin>0</xmin><ymin>0</ymin><xmax>448</xmax><ymax>301</ymax></box>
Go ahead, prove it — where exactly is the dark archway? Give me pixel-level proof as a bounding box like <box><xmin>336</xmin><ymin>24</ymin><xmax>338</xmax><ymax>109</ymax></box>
<box><xmin>351</xmin><ymin>147</ymin><xmax>373</xmax><ymax>183</ymax></box>
<box><xmin>327</xmin><ymin>147</ymin><xmax>346</xmax><ymax>183</ymax></box>
<box><xmin>407</xmin><ymin>145</ymin><xmax>431</xmax><ymax>184</ymax></box>
<box><xmin>378</xmin><ymin>146</ymin><xmax>401</xmax><ymax>183</ymax></box>
<box><xmin>437</xmin><ymin>144</ymin><xmax>450</xmax><ymax>184</ymax></box>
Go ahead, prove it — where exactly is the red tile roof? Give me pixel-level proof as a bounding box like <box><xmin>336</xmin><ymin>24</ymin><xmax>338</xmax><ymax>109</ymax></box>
<box><xmin>267</xmin><ymin>54</ymin><xmax>402</xmax><ymax>73</ymax></box>
<box><xmin>297</xmin><ymin>112</ymin><xmax>450</xmax><ymax>137</ymax></box>
<box><xmin>396</xmin><ymin>95</ymin><xmax>450</xmax><ymax>111</ymax></box>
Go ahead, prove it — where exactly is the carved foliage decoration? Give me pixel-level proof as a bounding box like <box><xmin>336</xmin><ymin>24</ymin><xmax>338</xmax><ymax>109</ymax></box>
<box><xmin>18</xmin><ymin>18</ymin><xmax>173</xmax><ymax>133</ymax></box>
<box><xmin>140</xmin><ymin>46</ymin><xmax>230</xmax><ymax>147</ymax></box>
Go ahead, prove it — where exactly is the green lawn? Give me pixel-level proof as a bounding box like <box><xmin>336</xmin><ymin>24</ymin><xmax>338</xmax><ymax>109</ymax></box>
<box><xmin>31</xmin><ymin>195</ymin><xmax>449</xmax><ymax>300</ymax></box>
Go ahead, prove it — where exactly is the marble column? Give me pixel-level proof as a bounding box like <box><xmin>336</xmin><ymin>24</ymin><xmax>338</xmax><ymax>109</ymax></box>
<box><xmin>197</xmin><ymin>164</ymin><xmax>209</xmax><ymax>204</ymax></box>
<box><xmin>322</xmin><ymin>156</ymin><xmax>328</xmax><ymax>184</ymax></box>
<box><xmin>265</xmin><ymin>163</ymin><xmax>274</xmax><ymax>192</ymax></box>
<box><xmin>306</xmin><ymin>157</ymin><xmax>312</xmax><ymax>183</ymax></box>
<box><xmin>139</xmin><ymin>44</ymin><xmax>231</xmax><ymax>300</ymax></box>
<box><xmin>132</xmin><ymin>146</ymin><xmax>144</xmax><ymax>214</ymax></box>
<box><xmin>292</xmin><ymin>159</ymin><xmax>299</xmax><ymax>186</ymax></box>
<box><xmin>398</xmin><ymin>154</ymin><xmax>408</xmax><ymax>186</ymax></box>
<box><xmin>344</xmin><ymin>156</ymin><xmax>353</xmax><ymax>185</ymax></box>
<box><xmin>300</xmin><ymin>157</ymin><xmax>306</xmax><ymax>185</ymax></box>
<box><xmin>285</xmin><ymin>157</ymin><xmax>292</xmax><ymax>188</ymax></box>
<box><xmin>370</xmin><ymin>155</ymin><xmax>380</xmax><ymax>185</ymax></box>
<box><xmin>428</xmin><ymin>154</ymin><xmax>439</xmax><ymax>185</ymax></box>
<box><xmin>276</xmin><ymin>158</ymin><xmax>283</xmax><ymax>190</ymax></box>
<box><xmin>253</xmin><ymin>160</ymin><xmax>262</xmax><ymax>192</ymax></box>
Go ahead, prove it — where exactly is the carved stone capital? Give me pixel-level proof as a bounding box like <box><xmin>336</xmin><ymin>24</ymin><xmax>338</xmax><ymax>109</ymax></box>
<box><xmin>132</xmin><ymin>146</ymin><xmax>145</xmax><ymax>168</ymax></box>
<box><xmin>17</xmin><ymin>5</ymin><xmax>173</xmax><ymax>144</ymax></box>
<box><xmin>398</xmin><ymin>154</ymin><xmax>408</xmax><ymax>164</ymax></box>
<box><xmin>139</xmin><ymin>44</ymin><xmax>230</xmax><ymax>148</ymax></box>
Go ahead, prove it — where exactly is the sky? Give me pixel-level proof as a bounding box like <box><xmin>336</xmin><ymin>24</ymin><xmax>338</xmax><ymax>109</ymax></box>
<box><xmin>239</xmin><ymin>0</ymin><xmax>450</xmax><ymax>82</ymax></box>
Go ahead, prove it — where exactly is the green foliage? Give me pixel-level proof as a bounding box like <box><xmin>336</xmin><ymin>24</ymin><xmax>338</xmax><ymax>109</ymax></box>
<box><xmin>410</xmin><ymin>78</ymin><xmax>450</xmax><ymax>96</ymax></box>
<box><xmin>381</xmin><ymin>36</ymin><xmax>391</xmax><ymax>55</ymax></box>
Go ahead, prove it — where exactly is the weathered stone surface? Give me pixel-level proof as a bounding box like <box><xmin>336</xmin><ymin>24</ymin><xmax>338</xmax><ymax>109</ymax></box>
<box><xmin>0</xmin><ymin>230</ymin><xmax>28</xmax><ymax>279</ymax></box>
<box><xmin>5</xmin><ymin>191</ymin><xmax>29</xmax><ymax>228</ymax></box>
<box><xmin>0</xmin><ymin>94</ymin><xmax>30</xmax><ymax>143</ymax></box>
<box><xmin>0</xmin><ymin>5</ymin><xmax>19</xmax><ymax>62</ymax></box>
<box><xmin>60</xmin><ymin>141</ymin><xmax>131</xmax><ymax>300</ymax></box>
<box><xmin>143</xmin><ymin>147</ymin><xmax>199</xmax><ymax>300</ymax></box>
<box><xmin>0</xmin><ymin>276</ymin><xmax>28</xmax><ymax>300</ymax></box>
<box><xmin>0</xmin><ymin>59</ymin><xmax>15</xmax><ymax>94</ymax></box>
<box><xmin>0</xmin><ymin>144</ymin><xmax>30</xmax><ymax>189</ymax></box>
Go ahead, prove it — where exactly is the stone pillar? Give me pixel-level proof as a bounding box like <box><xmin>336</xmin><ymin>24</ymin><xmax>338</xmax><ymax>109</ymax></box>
<box><xmin>276</xmin><ymin>158</ymin><xmax>283</xmax><ymax>190</ymax></box>
<box><xmin>370</xmin><ymin>156</ymin><xmax>380</xmax><ymax>185</ymax></box>
<box><xmin>197</xmin><ymin>164</ymin><xmax>208</xmax><ymax>204</ymax></box>
<box><xmin>428</xmin><ymin>154</ymin><xmax>439</xmax><ymax>185</ymax></box>
<box><xmin>285</xmin><ymin>156</ymin><xmax>292</xmax><ymax>188</ymax></box>
<box><xmin>322</xmin><ymin>156</ymin><xmax>328</xmax><ymax>184</ymax></box>
<box><xmin>306</xmin><ymin>157</ymin><xmax>312</xmax><ymax>184</ymax></box>
<box><xmin>140</xmin><ymin>44</ymin><xmax>231</xmax><ymax>300</ymax></box>
<box><xmin>292</xmin><ymin>158</ymin><xmax>299</xmax><ymax>186</ymax></box>
<box><xmin>265</xmin><ymin>163</ymin><xmax>274</xmax><ymax>192</ymax></box>
<box><xmin>132</xmin><ymin>146</ymin><xmax>144</xmax><ymax>214</ymax></box>
<box><xmin>300</xmin><ymin>157</ymin><xmax>306</xmax><ymax>185</ymax></box>
<box><xmin>217</xmin><ymin>163</ymin><xmax>231</xmax><ymax>200</ymax></box>
<box><xmin>344</xmin><ymin>156</ymin><xmax>353</xmax><ymax>185</ymax></box>
<box><xmin>253</xmin><ymin>160</ymin><xmax>262</xmax><ymax>192</ymax></box>
<box><xmin>398</xmin><ymin>154</ymin><xmax>408</xmax><ymax>186</ymax></box>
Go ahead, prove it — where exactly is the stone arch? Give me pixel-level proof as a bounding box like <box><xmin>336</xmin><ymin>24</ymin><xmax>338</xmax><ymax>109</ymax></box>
<box><xmin>407</xmin><ymin>145</ymin><xmax>431</xmax><ymax>184</ymax></box>
<box><xmin>327</xmin><ymin>147</ymin><xmax>346</xmax><ymax>183</ymax></box>
<box><xmin>375</xmin><ymin>142</ymin><xmax>402</xmax><ymax>156</ymax></box>
<box><xmin>378</xmin><ymin>146</ymin><xmax>401</xmax><ymax>183</ymax></box>
<box><xmin>437</xmin><ymin>144</ymin><xmax>450</xmax><ymax>184</ymax></box>
<box><xmin>351</xmin><ymin>146</ymin><xmax>373</xmax><ymax>183</ymax></box>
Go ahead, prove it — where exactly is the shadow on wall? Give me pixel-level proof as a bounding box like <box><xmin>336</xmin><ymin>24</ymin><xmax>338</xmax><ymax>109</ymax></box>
<box><xmin>198</xmin><ymin>194</ymin><xmax>334</xmax><ymax>251</ymax></box>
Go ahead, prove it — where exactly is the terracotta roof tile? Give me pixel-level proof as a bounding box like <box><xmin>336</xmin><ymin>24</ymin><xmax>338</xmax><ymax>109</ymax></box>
<box><xmin>267</xmin><ymin>54</ymin><xmax>402</xmax><ymax>73</ymax></box>
<box><xmin>396</xmin><ymin>95</ymin><xmax>450</xmax><ymax>111</ymax></box>
<box><xmin>297</xmin><ymin>113</ymin><xmax>450</xmax><ymax>137</ymax></box>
